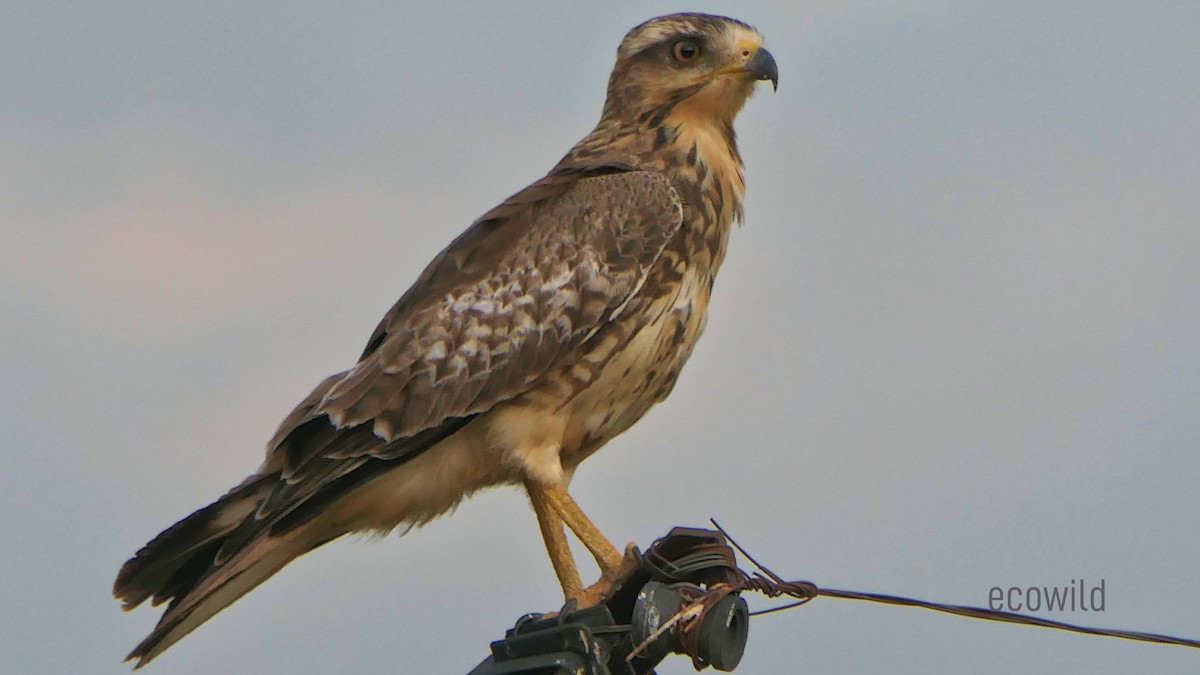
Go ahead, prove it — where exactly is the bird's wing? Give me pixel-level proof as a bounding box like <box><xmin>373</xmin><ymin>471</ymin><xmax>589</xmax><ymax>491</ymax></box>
<box><xmin>274</xmin><ymin>166</ymin><xmax>683</xmax><ymax>478</ymax></box>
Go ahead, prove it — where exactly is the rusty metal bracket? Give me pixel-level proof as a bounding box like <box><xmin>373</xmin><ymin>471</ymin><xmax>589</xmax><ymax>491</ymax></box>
<box><xmin>469</xmin><ymin>527</ymin><xmax>753</xmax><ymax>674</ymax></box>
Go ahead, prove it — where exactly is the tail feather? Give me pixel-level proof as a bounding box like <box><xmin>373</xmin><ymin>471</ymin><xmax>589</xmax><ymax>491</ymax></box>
<box><xmin>114</xmin><ymin>475</ymin><xmax>275</xmax><ymax>610</ymax></box>
<box><xmin>125</xmin><ymin>525</ymin><xmax>335</xmax><ymax>668</ymax></box>
<box><xmin>114</xmin><ymin>474</ymin><xmax>340</xmax><ymax>668</ymax></box>
<box><xmin>114</xmin><ymin>404</ymin><xmax>471</xmax><ymax>666</ymax></box>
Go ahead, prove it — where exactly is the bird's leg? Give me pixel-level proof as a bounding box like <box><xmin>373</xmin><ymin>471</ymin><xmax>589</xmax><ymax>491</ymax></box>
<box><xmin>539</xmin><ymin>483</ymin><xmax>623</xmax><ymax>571</ymax></box>
<box><xmin>539</xmin><ymin>483</ymin><xmax>638</xmax><ymax>608</ymax></box>
<box><xmin>525</xmin><ymin>481</ymin><xmax>583</xmax><ymax>600</ymax></box>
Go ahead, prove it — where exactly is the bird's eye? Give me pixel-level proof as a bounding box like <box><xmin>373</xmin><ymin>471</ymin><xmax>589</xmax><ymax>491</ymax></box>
<box><xmin>672</xmin><ymin>40</ymin><xmax>701</xmax><ymax>62</ymax></box>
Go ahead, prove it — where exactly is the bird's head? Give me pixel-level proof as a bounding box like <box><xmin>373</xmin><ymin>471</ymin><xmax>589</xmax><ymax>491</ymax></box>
<box><xmin>602</xmin><ymin>13</ymin><xmax>778</xmax><ymax>127</ymax></box>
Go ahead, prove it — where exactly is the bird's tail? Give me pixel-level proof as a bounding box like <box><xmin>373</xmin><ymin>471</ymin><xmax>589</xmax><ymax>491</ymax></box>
<box><xmin>113</xmin><ymin>475</ymin><xmax>338</xmax><ymax>668</ymax></box>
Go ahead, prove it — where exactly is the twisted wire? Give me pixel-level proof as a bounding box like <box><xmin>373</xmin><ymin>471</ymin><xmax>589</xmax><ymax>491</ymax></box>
<box><xmin>710</xmin><ymin>519</ymin><xmax>1200</xmax><ymax>651</ymax></box>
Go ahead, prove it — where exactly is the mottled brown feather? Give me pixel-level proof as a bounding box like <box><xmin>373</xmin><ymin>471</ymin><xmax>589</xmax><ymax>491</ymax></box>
<box><xmin>284</xmin><ymin>168</ymin><xmax>682</xmax><ymax>472</ymax></box>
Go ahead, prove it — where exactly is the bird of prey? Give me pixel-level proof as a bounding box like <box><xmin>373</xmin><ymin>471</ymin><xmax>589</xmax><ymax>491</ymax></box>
<box><xmin>114</xmin><ymin>12</ymin><xmax>777</xmax><ymax>668</ymax></box>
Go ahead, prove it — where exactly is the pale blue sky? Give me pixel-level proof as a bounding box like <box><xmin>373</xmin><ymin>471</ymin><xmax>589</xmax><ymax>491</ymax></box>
<box><xmin>3</xmin><ymin>2</ymin><xmax>1198</xmax><ymax>673</ymax></box>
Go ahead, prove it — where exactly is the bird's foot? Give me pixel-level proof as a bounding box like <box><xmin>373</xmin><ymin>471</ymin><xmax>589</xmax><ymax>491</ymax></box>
<box><xmin>567</xmin><ymin>542</ymin><xmax>640</xmax><ymax>609</ymax></box>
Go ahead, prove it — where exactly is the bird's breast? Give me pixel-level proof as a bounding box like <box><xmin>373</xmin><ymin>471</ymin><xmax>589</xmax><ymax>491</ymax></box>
<box><xmin>553</xmin><ymin>259</ymin><xmax>714</xmax><ymax>466</ymax></box>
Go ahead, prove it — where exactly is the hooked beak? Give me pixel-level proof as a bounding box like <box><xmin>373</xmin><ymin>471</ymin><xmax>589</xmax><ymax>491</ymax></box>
<box><xmin>745</xmin><ymin>47</ymin><xmax>779</xmax><ymax>92</ymax></box>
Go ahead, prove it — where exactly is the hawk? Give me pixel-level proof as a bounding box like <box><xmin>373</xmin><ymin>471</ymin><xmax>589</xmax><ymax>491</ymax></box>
<box><xmin>114</xmin><ymin>13</ymin><xmax>777</xmax><ymax>667</ymax></box>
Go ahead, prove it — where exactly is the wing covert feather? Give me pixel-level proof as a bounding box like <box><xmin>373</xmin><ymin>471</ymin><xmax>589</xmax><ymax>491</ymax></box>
<box><xmin>282</xmin><ymin>169</ymin><xmax>682</xmax><ymax>476</ymax></box>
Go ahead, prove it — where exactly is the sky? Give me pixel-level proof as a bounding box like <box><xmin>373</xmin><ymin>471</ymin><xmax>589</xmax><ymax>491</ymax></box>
<box><xmin>2</xmin><ymin>1</ymin><xmax>1199</xmax><ymax>673</ymax></box>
